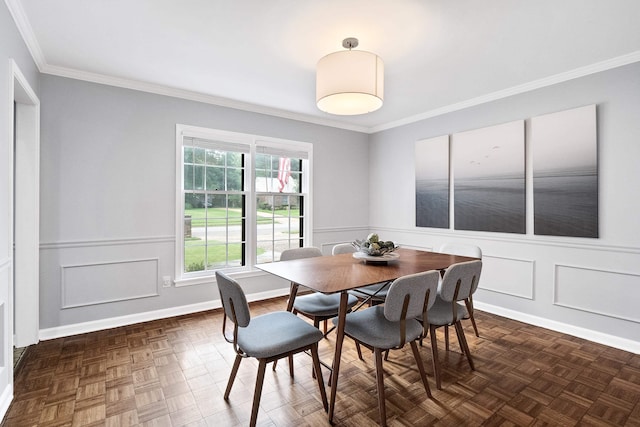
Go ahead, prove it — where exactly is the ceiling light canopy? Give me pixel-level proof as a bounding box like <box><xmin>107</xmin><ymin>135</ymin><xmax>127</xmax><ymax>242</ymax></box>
<box><xmin>316</xmin><ymin>38</ymin><xmax>384</xmax><ymax>115</ymax></box>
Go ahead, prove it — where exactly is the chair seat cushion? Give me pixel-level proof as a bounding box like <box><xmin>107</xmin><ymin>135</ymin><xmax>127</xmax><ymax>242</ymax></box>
<box><xmin>294</xmin><ymin>293</ymin><xmax>358</xmax><ymax>317</ymax></box>
<box><xmin>426</xmin><ymin>296</ymin><xmax>468</xmax><ymax>326</ymax></box>
<box><xmin>333</xmin><ymin>306</ymin><xmax>424</xmax><ymax>350</ymax></box>
<box><xmin>238</xmin><ymin>311</ymin><xmax>323</xmax><ymax>358</ymax></box>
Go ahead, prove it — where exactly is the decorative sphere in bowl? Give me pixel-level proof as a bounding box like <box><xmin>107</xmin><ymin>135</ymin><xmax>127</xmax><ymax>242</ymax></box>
<box><xmin>352</xmin><ymin>235</ymin><xmax>398</xmax><ymax>256</ymax></box>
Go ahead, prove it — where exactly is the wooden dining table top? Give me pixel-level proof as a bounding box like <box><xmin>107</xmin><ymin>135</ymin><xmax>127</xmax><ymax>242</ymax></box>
<box><xmin>256</xmin><ymin>247</ymin><xmax>478</xmax><ymax>294</ymax></box>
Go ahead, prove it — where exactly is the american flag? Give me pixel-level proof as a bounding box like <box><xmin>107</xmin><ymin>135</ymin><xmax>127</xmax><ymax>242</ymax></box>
<box><xmin>277</xmin><ymin>157</ymin><xmax>291</xmax><ymax>192</ymax></box>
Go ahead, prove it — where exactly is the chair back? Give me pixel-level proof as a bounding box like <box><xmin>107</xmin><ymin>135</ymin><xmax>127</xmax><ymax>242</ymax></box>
<box><xmin>216</xmin><ymin>271</ymin><xmax>251</xmax><ymax>327</ymax></box>
<box><xmin>439</xmin><ymin>260</ymin><xmax>482</xmax><ymax>303</ymax></box>
<box><xmin>332</xmin><ymin>243</ymin><xmax>356</xmax><ymax>255</ymax></box>
<box><xmin>280</xmin><ymin>247</ymin><xmax>322</xmax><ymax>261</ymax></box>
<box><xmin>439</xmin><ymin>243</ymin><xmax>482</xmax><ymax>259</ymax></box>
<box><xmin>384</xmin><ymin>271</ymin><xmax>440</xmax><ymax>322</ymax></box>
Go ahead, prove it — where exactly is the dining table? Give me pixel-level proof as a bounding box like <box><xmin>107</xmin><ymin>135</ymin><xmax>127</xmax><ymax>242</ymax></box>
<box><xmin>256</xmin><ymin>247</ymin><xmax>479</xmax><ymax>422</ymax></box>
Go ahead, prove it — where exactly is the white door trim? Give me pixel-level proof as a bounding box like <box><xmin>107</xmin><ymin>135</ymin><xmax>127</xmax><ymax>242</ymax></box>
<box><xmin>10</xmin><ymin>59</ymin><xmax>40</xmax><ymax>349</ymax></box>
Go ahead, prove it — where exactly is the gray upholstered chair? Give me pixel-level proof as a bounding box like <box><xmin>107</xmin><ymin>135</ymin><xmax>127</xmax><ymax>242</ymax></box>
<box><xmin>332</xmin><ymin>243</ymin><xmax>390</xmax><ymax>305</ymax></box>
<box><xmin>424</xmin><ymin>260</ymin><xmax>482</xmax><ymax>389</ymax></box>
<box><xmin>438</xmin><ymin>243</ymin><xmax>482</xmax><ymax>348</ymax></box>
<box><xmin>336</xmin><ymin>270</ymin><xmax>439</xmax><ymax>426</ymax></box>
<box><xmin>216</xmin><ymin>271</ymin><xmax>328</xmax><ymax>427</ymax></box>
<box><xmin>282</xmin><ymin>247</ymin><xmax>359</xmax><ymax>334</ymax></box>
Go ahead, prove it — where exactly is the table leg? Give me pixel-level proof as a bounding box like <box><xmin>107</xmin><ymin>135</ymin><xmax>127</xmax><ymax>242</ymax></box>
<box><xmin>328</xmin><ymin>291</ymin><xmax>348</xmax><ymax>422</ymax></box>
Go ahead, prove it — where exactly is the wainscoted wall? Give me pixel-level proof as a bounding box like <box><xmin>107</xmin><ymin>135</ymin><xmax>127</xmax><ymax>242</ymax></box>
<box><xmin>368</xmin><ymin>62</ymin><xmax>640</xmax><ymax>353</ymax></box>
<box><xmin>38</xmin><ymin>75</ymin><xmax>370</xmax><ymax>337</ymax></box>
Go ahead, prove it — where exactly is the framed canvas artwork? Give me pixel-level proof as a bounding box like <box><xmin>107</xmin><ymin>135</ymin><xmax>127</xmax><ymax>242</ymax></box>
<box><xmin>531</xmin><ymin>105</ymin><xmax>598</xmax><ymax>237</ymax></box>
<box><xmin>452</xmin><ymin>120</ymin><xmax>525</xmax><ymax>234</ymax></box>
<box><xmin>415</xmin><ymin>135</ymin><xmax>449</xmax><ymax>228</ymax></box>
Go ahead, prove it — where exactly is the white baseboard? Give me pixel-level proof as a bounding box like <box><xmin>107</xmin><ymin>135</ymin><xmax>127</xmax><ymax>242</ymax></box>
<box><xmin>0</xmin><ymin>384</ymin><xmax>13</xmax><ymax>423</ymax></box>
<box><xmin>475</xmin><ymin>301</ymin><xmax>640</xmax><ymax>354</ymax></box>
<box><xmin>37</xmin><ymin>289</ymin><xmax>639</xmax><ymax>355</ymax></box>
<box><xmin>39</xmin><ymin>287</ymin><xmax>290</xmax><ymax>341</ymax></box>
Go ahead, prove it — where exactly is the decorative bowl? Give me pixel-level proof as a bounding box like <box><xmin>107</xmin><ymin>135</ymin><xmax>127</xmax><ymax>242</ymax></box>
<box><xmin>352</xmin><ymin>235</ymin><xmax>399</xmax><ymax>257</ymax></box>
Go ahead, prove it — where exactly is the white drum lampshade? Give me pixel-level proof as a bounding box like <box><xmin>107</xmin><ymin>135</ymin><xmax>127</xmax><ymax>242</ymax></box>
<box><xmin>316</xmin><ymin>39</ymin><xmax>384</xmax><ymax>115</ymax></box>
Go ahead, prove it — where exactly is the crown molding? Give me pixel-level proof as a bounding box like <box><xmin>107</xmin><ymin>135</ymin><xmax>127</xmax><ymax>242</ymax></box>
<box><xmin>4</xmin><ymin>0</ymin><xmax>46</xmax><ymax>69</ymax></box>
<box><xmin>6</xmin><ymin>0</ymin><xmax>640</xmax><ymax>134</ymax></box>
<box><xmin>370</xmin><ymin>50</ymin><xmax>640</xmax><ymax>133</ymax></box>
<box><xmin>40</xmin><ymin>63</ymin><xmax>371</xmax><ymax>133</ymax></box>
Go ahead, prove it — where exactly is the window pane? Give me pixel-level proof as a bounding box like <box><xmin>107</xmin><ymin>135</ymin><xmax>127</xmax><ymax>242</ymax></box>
<box><xmin>289</xmin><ymin>172</ymin><xmax>301</xmax><ymax>193</ymax></box>
<box><xmin>194</xmin><ymin>147</ymin><xmax>206</xmax><ymax>164</ymax></box>
<box><xmin>227</xmin><ymin>168</ymin><xmax>243</xmax><ymax>191</ymax></box>
<box><xmin>206</xmin><ymin>149</ymin><xmax>225</xmax><ymax>166</ymax></box>
<box><xmin>207</xmin><ymin>195</ymin><xmax>227</xmax><ymax>215</ymax></box>
<box><xmin>184</xmin><ymin>165</ymin><xmax>194</xmax><ymax>190</ymax></box>
<box><xmin>228</xmin><ymin>152</ymin><xmax>242</xmax><ymax>167</ymax></box>
<box><xmin>194</xmin><ymin>165</ymin><xmax>205</xmax><ymax>190</ymax></box>
<box><xmin>228</xmin><ymin>226</ymin><xmax>243</xmax><ymax>244</ymax></box>
<box><xmin>228</xmin><ymin>194</ymin><xmax>243</xmax><ymax>209</ymax></box>
<box><xmin>184</xmin><ymin>146</ymin><xmax>194</xmax><ymax>163</ymax></box>
<box><xmin>185</xmin><ymin>194</ymin><xmax>206</xmax><ymax>210</ymax></box>
<box><xmin>184</xmin><ymin>238</ymin><xmax>206</xmax><ymax>272</ymax></box>
<box><xmin>206</xmin><ymin>243</ymin><xmax>228</xmax><ymax>268</ymax></box>
<box><xmin>227</xmin><ymin>243</ymin><xmax>244</xmax><ymax>267</ymax></box>
<box><xmin>206</xmin><ymin>166</ymin><xmax>224</xmax><ymax>191</ymax></box>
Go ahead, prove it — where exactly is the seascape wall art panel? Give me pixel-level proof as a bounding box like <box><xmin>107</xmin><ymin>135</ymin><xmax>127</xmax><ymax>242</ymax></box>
<box><xmin>453</xmin><ymin>120</ymin><xmax>525</xmax><ymax>233</ymax></box>
<box><xmin>415</xmin><ymin>135</ymin><xmax>449</xmax><ymax>228</ymax></box>
<box><xmin>532</xmin><ymin>105</ymin><xmax>598</xmax><ymax>237</ymax></box>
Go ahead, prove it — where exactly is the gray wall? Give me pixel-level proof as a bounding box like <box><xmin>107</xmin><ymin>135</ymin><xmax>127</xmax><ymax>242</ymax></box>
<box><xmin>39</xmin><ymin>75</ymin><xmax>370</xmax><ymax>331</ymax></box>
<box><xmin>368</xmin><ymin>62</ymin><xmax>640</xmax><ymax>349</ymax></box>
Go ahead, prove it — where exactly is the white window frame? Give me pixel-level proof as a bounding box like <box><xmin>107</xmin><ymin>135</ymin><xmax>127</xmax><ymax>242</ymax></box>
<box><xmin>174</xmin><ymin>124</ymin><xmax>313</xmax><ymax>286</ymax></box>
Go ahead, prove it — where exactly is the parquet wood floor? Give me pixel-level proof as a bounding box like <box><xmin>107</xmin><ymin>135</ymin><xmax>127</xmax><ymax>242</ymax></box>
<box><xmin>3</xmin><ymin>297</ymin><xmax>639</xmax><ymax>426</ymax></box>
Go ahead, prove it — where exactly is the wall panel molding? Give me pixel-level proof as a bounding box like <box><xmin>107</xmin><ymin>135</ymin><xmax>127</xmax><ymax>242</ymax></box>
<box><xmin>61</xmin><ymin>258</ymin><xmax>159</xmax><ymax>309</ymax></box>
<box><xmin>480</xmin><ymin>255</ymin><xmax>535</xmax><ymax>300</ymax></box>
<box><xmin>0</xmin><ymin>258</ymin><xmax>10</xmax><ymax>272</ymax></box>
<box><xmin>41</xmin><ymin>235</ymin><xmax>175</xmax><ymax>250</ymax></box>
<box><xmin>553</xmin><ymin>263</ymin><xmax>640</xmax><ymax>323</ymax></box>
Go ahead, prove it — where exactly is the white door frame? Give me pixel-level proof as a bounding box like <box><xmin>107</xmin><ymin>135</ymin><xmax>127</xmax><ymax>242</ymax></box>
<box><xmin>10</xmin><ymin>59</ymin><xmax>40</xmax><ymax>349</ymax></box>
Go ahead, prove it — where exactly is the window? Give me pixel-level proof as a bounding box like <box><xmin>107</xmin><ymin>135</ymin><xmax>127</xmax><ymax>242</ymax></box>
<box><xmin>175</xmin><ymin>125</ymin><xmax>312</xmax><ymax>285</ymax></box>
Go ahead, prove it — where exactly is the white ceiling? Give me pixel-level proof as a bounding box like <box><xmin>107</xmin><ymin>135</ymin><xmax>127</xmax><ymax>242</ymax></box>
<box><xmin>8</xmin><ymin>0</ymin><xmax>640</xmax><ymax>132</ymax></box>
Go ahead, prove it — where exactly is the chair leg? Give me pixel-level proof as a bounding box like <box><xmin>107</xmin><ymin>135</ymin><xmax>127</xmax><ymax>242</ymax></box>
<box><xmin>455</xmin><ymin>321</ymin><xmax>475</xmax><ymax>371</ymax></box>
<box><xmin>430</xmin><ymin>325</ymin><xmax>442</xmax><ymax>390</ymax></box>
<box><xmin>410</xmin><ymin>341</ymin><xmax>432</xmax><ymax>398</ymax></box>
<box><xmin>250</xmin><ymin>359</ymin><xmax>267</xmax><ymax>427</ymax></box>
<box><xmin>374</xmin><ymin>348</ymin><xmax>387</xmax><ymax>427</ymax></box>
<box><xmin>469</xmin><ymin>313</ymin><xmax>480</xmax><ymax>337</ymax></box>
<box><xmin>224</xmin><ymin>354</ymin><xmax>242</xmax><ymax>399</ymax></box>
<box><xmin>288</xmin><ymin>355</ymin><xmax>294</xmax><ymax>377</ymax></box>
<box><xmin>355</xmin><ymin>342</ymin><xmax>364</xmax><ymax>361</ymax></box>
<box><xmin>310</xmin><ymin>343</ymin><xmax>329</xmax><ymax>412</ymax></box>
<box><xmin>323</xmin><ymin>319</ymin><xmax>328</xmax><ymax>334</ymax></box>
<box><xmin>465</xmin><ymin>299</ymin><xmax>480</xmax><ymax>337</ymax></box>
<box><xmin>444</xmin><ymin>325</ymin><xmax>450</xmax><ymax>351</ymax></box>
<box><xmin>311</xmin><ymin>318</ymin><xmax>321</xmax><ymax>379</ymax></box>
